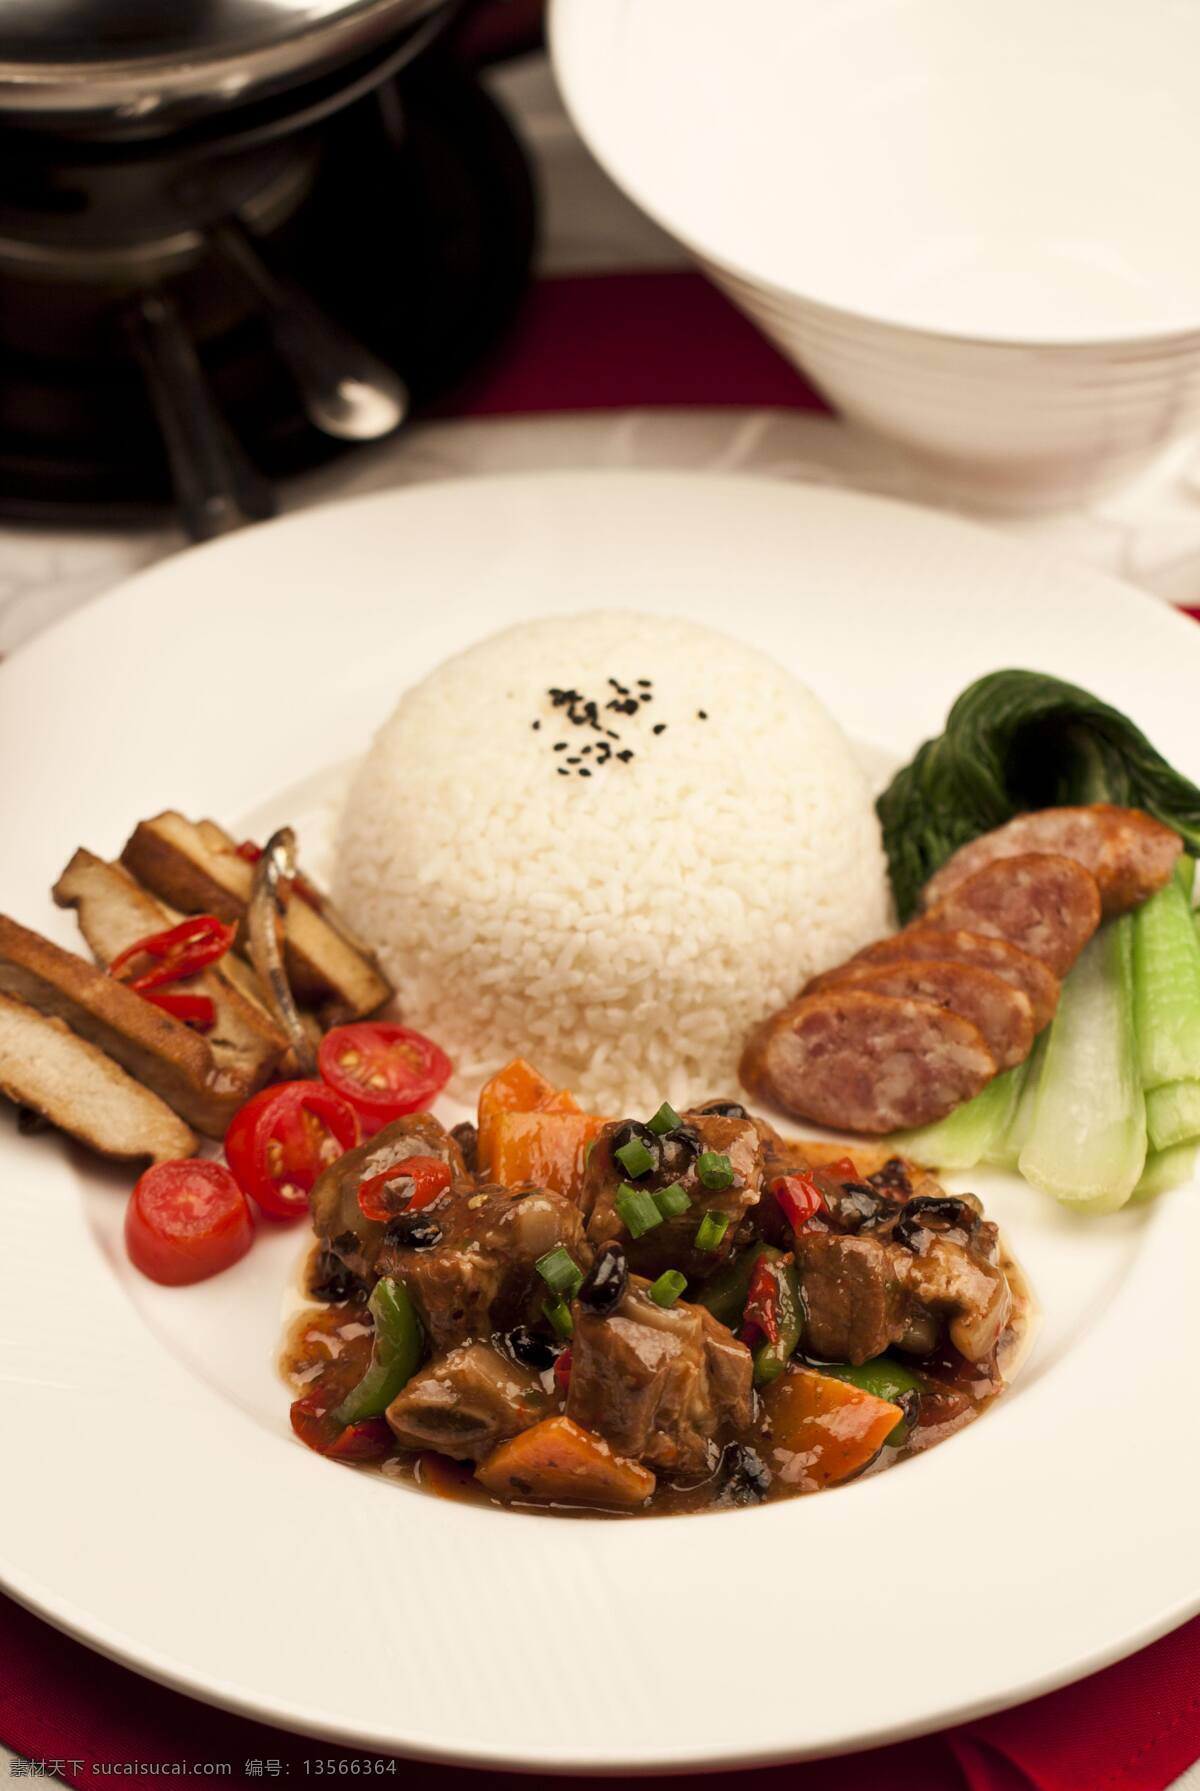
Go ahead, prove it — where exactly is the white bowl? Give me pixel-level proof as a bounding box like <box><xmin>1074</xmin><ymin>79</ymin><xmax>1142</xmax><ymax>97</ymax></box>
<box><xmin>550</xmin><ymin>0</ymin><xmax>1200</xmax><ymax>507</ymax></box>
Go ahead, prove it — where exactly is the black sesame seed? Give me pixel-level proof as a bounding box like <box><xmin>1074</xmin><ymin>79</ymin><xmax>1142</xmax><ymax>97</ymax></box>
<box><xmin>652</xmin><ymin>723</ymin><xmax>666</xmax><ymax>735</ymax></box>
<box><xmin>567</xmin><ymin>756</ymin><xmax>581</xmax><ymax>765</ymax></box>
<box><xmin>557</xmin><ymin>768</ymin><xmax>569</xmax><ymax>777</ymax></box>
<box><xmin>616</xmin><ymin>749</ymin><xmax>634</xmax><ymax>763</ymax></box>
<box><xmin>553</xmin><ymin>741</ymin><xmax>567</xmax><ymax>752</ymax></box>
<box><xmin>637</xmin><ymin>679</ymin><xmax>651</xmax><ymax>687</ymax></box>
<box><xmin>697</xmin><ymin>709</ymin><xmax>708</xmax><ymax>720</ymax></box>
<box><xmin>578</xmin><ymin>768</ymin><xmax>591</xmax><ymax>777</ymax></box>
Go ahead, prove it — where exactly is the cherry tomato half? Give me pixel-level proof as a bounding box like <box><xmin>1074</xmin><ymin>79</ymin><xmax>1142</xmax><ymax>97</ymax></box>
<box><xmin>318</xmin><ymin>1023</ymin><xmax>451</xmax><ymax>1134</ymax></box>
<box><xmin>224</xmin><ymin>1080</ymin><xmax>359</xmax><ymax>1220</ymax></box>
<box><xmin>125</xmin><ymin>1159</ymin><xmax>254</xmax><ymax>1286</ymax></box>
<box><xmin>356</xmin><ymin>1155</ymin><xmax>451</xmax><ymax>1222</ymax></box>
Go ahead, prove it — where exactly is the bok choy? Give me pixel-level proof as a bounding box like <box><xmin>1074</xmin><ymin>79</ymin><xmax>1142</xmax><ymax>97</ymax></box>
<box><xmin>876</xmin><ymin>670</ymin><xmax>1200</xmax><ymax>923</ymax></box>
<box><xmin>1132</xmin><ymin>1140</ymin><xmax>1198</xmax><ymax>1203</ymax></box>
<box><xmin>1019</xmin><ymin>918</ymin><xmax>1146</xmax><ymax>1212</ymax></box>
<box><xmin>891</xmin><ymin>1062</ymin><xmax>1026</xmax><ymax>1170</ymax></box>
<box><xmin>1132</xmin><ymin>870</ymin><xmax>1200</xmax><ymax>1089</ymax></box>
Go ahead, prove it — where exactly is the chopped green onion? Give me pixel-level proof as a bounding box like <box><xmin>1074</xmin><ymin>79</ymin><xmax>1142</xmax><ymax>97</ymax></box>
<box><xmin>542</xmin><ymin>1297</ymin><xmax>574</xmax><ymax>1340</ymax></box>
<box><xmin>535</xmin><ymin>1245</ymin><xmax>583</xmax><ymax>1301</ymax></box>
<box><xmin>615</xmin><ymin>1182</ymin><xmax>663</xmax><ymax>1238</ymax></box>
<box><xmin>615</xmin><ymin>1136</ymin><xmax>655</xmax><ymax>1178</ymax></box>
<box><xmin>694</xmin><ymin>1210</ymin><xmax>730</xmax><ymax>1252</ymax></box>
<box><xmin>648</xmin><ymin>1270</ymin><xmax>687</xmax><ymax>1308</ymax></box>
<box><xmin>653</xmin><ymin>1181</ymin><xmax>692</xmax><ymax>1219</ymax></box>
<box><xmin>647</xmin><ymin>1101</ymin><xmax>682</xmax><ymax>1136</ymax></box>
<box><xmin>697</xmin><ymin>1151</ymin><xmax>734</xmax><ymax>1190</ymax></box>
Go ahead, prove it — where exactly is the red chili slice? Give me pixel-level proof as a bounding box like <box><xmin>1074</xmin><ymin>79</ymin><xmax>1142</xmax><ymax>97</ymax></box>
<box><xmin>356</xmin><ymin>1156</ymin><xmax>451</xmax><ymax>1222</ymax></box>
<box><xmin>553</xmin><ymin>1348</ymin><xmax>573</xmax><ymax>1400</ymax></box>
<box><xmin>224</xmin><ymin>1080</ymin><xmax>359</xmax><ymax>1220</ymax></box>
<box><xmin>110</xmin><ymin>914</ymin><xmax>236</xmax><ymax>993</ymax></box>
<box><xmin>318</xmin><ymin>1022</ymin><xmax>452</xmax><ymax>1134</ymax></box>
<box><xmin>125</xmin><ymin>1159</ymin><xmax>254</xmax><ymax>1286</ymax></box>
<box><xmin>771</xmin><ymin>1173</ymin><xmax>826</xmax><ymax>1233</ymax></box>
<box><xmin>289</xmin><ymin>1392</ymin><xmax>393</xmax><ymax>1462</ymax></box>
<box><xmin>828</xmin><ymin>1156</ymin><xmax>859</xmax><ymax>1183</ymax></box>
<box><xmin>140</xmin><ymin>989</ymin><xmax>217</xmax><ymax>1031</ymax></box>
<box><xmin>741</xmin><ymin>1255</ymin><xmax>782</xmax><ymax>1346</ymax></box>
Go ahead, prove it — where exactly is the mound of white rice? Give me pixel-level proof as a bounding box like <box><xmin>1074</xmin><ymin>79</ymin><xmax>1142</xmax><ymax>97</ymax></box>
<box><xmin>335</xmin><ymin>611</ymin><xmax>890</xmax><ymax>1113</ymax></box>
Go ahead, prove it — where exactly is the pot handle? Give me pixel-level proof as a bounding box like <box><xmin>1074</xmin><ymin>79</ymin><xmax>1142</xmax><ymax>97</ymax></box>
<box><xmin>127</xmin><ymin>290</ymin><xmax>276</xmax><ymax>541</ymax></box>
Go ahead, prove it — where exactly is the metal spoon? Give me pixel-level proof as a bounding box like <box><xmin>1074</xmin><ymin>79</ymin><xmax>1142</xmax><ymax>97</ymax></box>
<box><xmin>210</xmin><ymin>216</ymin><xmax>408</xmax><ymax>441</ymax></box>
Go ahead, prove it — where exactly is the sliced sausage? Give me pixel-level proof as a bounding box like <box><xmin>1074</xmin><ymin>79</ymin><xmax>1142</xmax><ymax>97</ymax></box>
<box><xmin>922</xmin><ymin>853</ymin><xmax>1101</xmax><ymax>978</ymax></box>
<box><xmin>739</xmin><ymin>989</ymin><xmax>998</xmax><ymax>1133</ymax></box>
<box><xmin>807</xmin><ymin>958</ymin><xmax>1034</xmax><ymax>1071</ymax></box>
<box><xmin>923</xmin><ymin>805</ymin><xmax>1181</xmax><ymax>918</ymax></box>
<box><xmin>809</xmin><ymin>925</ymin><xmax>1060</xmax><ymax>1033</ymax></box>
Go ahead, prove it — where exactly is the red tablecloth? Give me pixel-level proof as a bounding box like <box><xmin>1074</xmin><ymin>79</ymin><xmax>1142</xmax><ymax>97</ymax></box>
<box><xmin>2</xmin><ymin>1591</ymin><xmax>1198</xmax><ymax>1790</ymax></box>
<box><xmin>2</xmin><ymin>265</ymin><xmax>1197</xmax><ymax>1789</ymax></box>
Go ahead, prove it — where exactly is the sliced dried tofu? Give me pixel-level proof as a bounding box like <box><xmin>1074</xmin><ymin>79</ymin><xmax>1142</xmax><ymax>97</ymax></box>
<box><xmin>0</xmin><ymin>913</ymin><xmax>239</xmax><ymax>1138</ymax></box>
<box><xmin>121</xmin><ymin>811</ymin><xmax>391</xmax><ymax>1026</ymax></box>
<box><xmin>0</xmin><ymin>991</ymin><xmax>196</xmax><ymax>1164</ymax></box>
<box><xmin>53</xmin><ymin>848</ymin><xmax>287</xmax><ymax>1093</ymax></box>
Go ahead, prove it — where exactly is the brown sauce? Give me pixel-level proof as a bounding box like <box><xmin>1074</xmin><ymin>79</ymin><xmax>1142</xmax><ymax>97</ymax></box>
<box><xmin>280</xmin><ymin>1237</ymin><xmax>1031</xmax><ymax>1519</ymax></box>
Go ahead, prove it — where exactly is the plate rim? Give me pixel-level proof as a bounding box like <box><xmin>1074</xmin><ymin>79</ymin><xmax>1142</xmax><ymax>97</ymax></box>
<box><xmin>3</xmin><ymin>466</ymin><xmax>1199</xmax><ymax>1771</ymax></box>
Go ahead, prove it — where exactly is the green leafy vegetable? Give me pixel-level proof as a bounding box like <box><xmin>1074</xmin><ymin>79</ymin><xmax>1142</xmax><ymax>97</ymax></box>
<box><xmin>1133</xmin><ymin>873</ymin><xmax>1200</xmax><ymax>1089</ymax></box>
<box><xmin>888</xmin><ymin>1063</ymin><xmax>1026</xmax><ymax>1169</ymax></box>
<box><xmin>984</xmin><ymin>1036</ymin><xmax>1046</xmax><ymax>1169</ymax></box>
<box><xmin>1018</xmin><ymin>918</ymin><xmax>1146</xmax><ymax>1212</ymax></box>
<box><xmin>876</xmin><ymin>670</ymin><xmax>1200</xmax><ymax>921</ymax></box>
<box><xmin>1130</xmin><ymin>1139</ymin><xmax>1198</xmax><ymax>1203</ymax></box>
<box><xmin>1145</xmin><ymin>1080</ymin><xmax>1200</xmax><ymax>1152</ymax></box>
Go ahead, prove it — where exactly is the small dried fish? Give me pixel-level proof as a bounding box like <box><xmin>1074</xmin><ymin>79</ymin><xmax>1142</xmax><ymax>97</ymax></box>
<box><xmin>247</xmin><ymin>827</ymin><xmax>318</xmax><ymax>1075</ymax></box>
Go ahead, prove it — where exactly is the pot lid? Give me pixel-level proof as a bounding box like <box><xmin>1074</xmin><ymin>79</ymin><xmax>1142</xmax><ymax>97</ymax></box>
<box><xmin>0</xmin><ymin>0</ymin><xmax>444</xmax><ymax>123</ymax></box>
<box><xmin>0</xmin><ymin>1</ymin><xmax>415</xmax><ymax>65</ymax></box>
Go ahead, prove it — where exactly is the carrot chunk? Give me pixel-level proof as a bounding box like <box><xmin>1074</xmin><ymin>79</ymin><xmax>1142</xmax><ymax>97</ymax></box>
<box><xmin>489</xmin><ymin>1110</ymin><xmax>604</xmax><ymax>1198</ymax></box>
<box><xmin>476</xmin><ymin>1416</ymin><xmax>655</xmax><ymax>1509</ymax></box>
<box><xmin>477</xmin><ymin>1058</ymin><xmax>579</xmax><ymax>1171</ymax></box>
<box><xmin>758</xmin><ymin>1367</ymin><xmax>902</xmax><ymax>1493</ymax></box>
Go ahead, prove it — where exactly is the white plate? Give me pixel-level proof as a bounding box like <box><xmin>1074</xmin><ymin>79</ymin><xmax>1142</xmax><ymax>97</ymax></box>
<box><xmin>1</xmin><ymin>472</ymin><xmax>1198</xmax><ymax>1771</ymax></box>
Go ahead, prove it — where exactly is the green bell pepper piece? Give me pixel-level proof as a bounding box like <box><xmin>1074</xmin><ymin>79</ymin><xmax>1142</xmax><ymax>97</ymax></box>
<box><xmin>821</xmin><ymin>1357</ymin><xmax>923</xmax><ymax>1446</ymax></box>
<box><xmin>332</xmin><ymin>1277</ymin><xmax>424</xmax><ymax>1426</ymax></box>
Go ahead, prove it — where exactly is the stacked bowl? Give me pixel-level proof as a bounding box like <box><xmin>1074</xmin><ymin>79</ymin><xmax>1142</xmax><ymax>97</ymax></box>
<box><xmin>550</xmin><ymin>0</ymin><xmax>1200</xmax><ymax>508</ymax></box>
